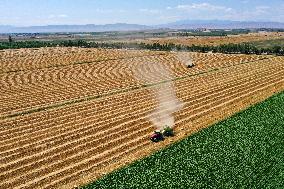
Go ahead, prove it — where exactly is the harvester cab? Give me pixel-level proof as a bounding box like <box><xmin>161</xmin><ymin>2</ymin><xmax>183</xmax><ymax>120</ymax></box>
<box><xmin>150</xmin><ymin>130</ymin><xmax>164</xmax><ymax>142</ymax></box>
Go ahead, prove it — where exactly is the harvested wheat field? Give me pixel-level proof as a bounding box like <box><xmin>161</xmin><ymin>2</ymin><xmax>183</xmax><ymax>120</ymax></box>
<box><xmin>142</xmin><ymin>32</ymin><xmax>284</xmax><ymax>46</ymax></box>
<box><xmin>0</xmin><ymin>47</ymin><xmax>284</xmax><ymax>188</ymax></box>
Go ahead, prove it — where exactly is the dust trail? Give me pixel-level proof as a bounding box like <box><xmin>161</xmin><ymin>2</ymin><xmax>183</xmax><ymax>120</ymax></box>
<box><xmin>133</xmin><ymin>57</ymin><xmax>184</xmax><ymax>130</ymax></box>
<box><xmin>175</xmin><ymin>52</ymin><xmax>194</xmax><ymax>67</ymax></box>
<box><xmin>148</xmin><ymin>82</ymin><xmax>183</xmax><ymax>130</ymax></box>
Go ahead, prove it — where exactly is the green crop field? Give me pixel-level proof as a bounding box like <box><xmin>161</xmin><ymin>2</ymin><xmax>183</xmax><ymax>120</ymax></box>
<box><xmin>82</xmin><ymin>91</ymin><xmax>284</xmax><ymax>189</ymax></box>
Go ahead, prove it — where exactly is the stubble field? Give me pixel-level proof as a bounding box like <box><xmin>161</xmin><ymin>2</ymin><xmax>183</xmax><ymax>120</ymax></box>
<box><xmin>0</xmin><ymin>47</ymin><xmax>283</xmax><ymax>188</ymax></box>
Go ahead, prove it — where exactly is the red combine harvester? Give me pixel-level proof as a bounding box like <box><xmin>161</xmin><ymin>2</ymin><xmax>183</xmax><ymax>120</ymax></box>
<box><xmin>150</xmin><ymin>130</ymin><xmax>164</xmax><ymax>142</ymax></box>
<box><xmin>150</xmin><ymin>126</ymin><xmax>174</xmax><ymax>142</ymax></box>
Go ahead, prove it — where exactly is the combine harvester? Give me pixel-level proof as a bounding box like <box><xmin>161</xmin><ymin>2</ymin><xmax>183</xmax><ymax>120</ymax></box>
<box><xmin>150</xmin><ymin>126</ymin><xmax>174</xmax><ymax>142</ymax></box>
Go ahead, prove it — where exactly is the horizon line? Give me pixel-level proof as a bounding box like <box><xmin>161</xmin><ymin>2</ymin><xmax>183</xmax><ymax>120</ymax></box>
<box><xmin>1</xmin><ymin>19</ymin><xmax>284</xmax><ymax>28</ymax></box>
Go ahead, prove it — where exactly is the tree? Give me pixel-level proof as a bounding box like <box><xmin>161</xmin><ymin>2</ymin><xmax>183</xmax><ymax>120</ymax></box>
<box><xmin>8</xmin><ymin>35</ymin><xmax>13</xmax><ymax>43</ymax></box>
<box><xmin>272</xmin><ymin>46</ymin><xmax>282</xmax><ymax>55</ymax></box>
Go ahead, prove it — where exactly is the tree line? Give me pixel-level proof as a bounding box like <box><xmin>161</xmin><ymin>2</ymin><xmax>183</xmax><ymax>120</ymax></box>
<box><xmin>0</xmin><ymin>40</ymin><xmax>283</xmax><ymax>56</ymax></box>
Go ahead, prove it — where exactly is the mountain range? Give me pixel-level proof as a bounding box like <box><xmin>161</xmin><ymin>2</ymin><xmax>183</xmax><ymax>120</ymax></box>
<box><xmin>161</xmin><ymin>20</ymin><xmax>284</xmax><ymax>29</ymax></box>
<box><xmin>1</xmin><ymin>20</ymin><xmax>284</xmax><ymax>33</ymax></box>
<box><xmin>0</xmin><ymin>23</ymin><xmax>151</xmax><ymax>33</ymax></box>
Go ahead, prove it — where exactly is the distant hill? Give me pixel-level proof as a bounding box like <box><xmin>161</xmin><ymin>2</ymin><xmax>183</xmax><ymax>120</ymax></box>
<box><xmin>1</xmin><ymin>20</ymin><xmax>284</xmax><ymax>33</ymax></box>
<box><xmin>159</xmin><ymin>20</ymin><xmax>284</xmax><ymax>29</ymax></box>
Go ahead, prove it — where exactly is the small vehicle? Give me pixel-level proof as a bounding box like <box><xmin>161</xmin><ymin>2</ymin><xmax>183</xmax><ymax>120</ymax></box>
<box><xmin>187</xmin><ymin>63</ymin><xmax>195</xmax><ymax>68</ymax></box>
<box><xmin>150</xmin><ymin>130</ymin><xmax>164</xmax><ymax>142</ymax></box>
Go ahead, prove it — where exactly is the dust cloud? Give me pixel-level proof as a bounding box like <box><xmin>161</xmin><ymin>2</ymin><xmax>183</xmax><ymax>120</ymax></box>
<box><xmin>133</xmin><ymin>58</ymin><xmax>184</xmax><ymax>130</ymax></box>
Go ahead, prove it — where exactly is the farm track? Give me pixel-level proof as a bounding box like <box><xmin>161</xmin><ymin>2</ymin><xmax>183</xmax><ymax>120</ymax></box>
<box><xmin>0</xmin><ymin>48</ymin><xmax>283</xmax><ymax>188</ymax></box>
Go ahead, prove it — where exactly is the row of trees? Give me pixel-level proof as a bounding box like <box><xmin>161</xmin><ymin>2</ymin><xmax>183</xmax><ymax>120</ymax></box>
<box><xmin>0</xmin><ymin>40</ymin><xmax>283</xmax><ymax>56</ymax></box>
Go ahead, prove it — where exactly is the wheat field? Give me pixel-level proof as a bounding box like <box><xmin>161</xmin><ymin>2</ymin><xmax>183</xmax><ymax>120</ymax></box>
<box><xmin>0</xmin><ymin>47</ymin><xmax>283</xmax><ymax>188</ymax></box>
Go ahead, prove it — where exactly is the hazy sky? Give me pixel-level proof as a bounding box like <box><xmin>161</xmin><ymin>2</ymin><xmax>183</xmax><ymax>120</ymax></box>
<box><xmin>0</xmin><ymin>0</ymin><xmax>283</xmax><ymax>26</ymax></box>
